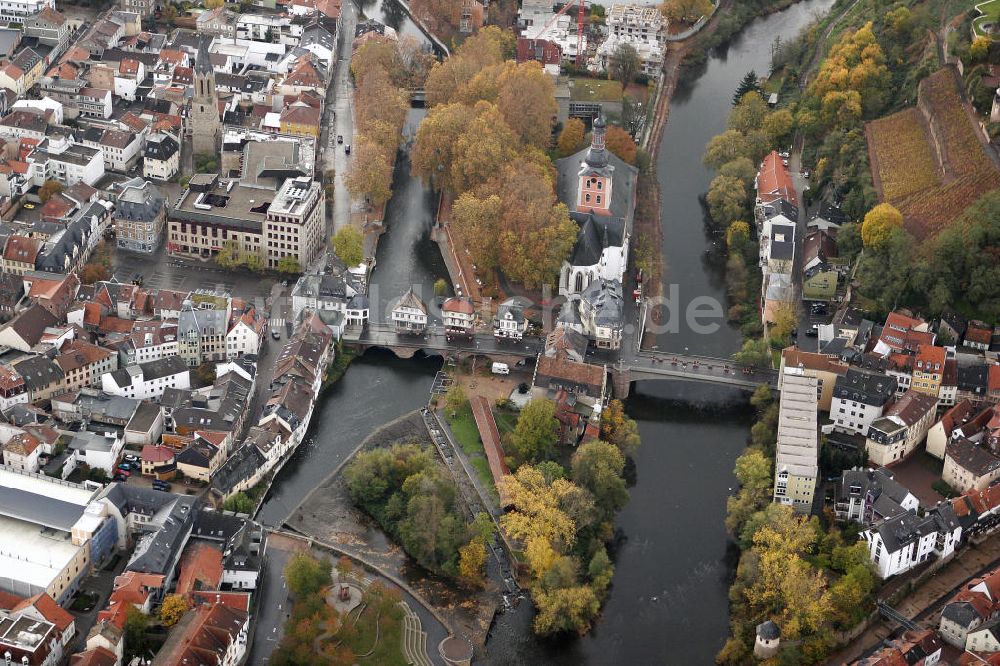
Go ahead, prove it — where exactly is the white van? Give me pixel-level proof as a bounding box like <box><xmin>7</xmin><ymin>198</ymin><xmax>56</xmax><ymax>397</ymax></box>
<box><xmin>491</xmin><ymin>362</ymin><xmax>510</xmax><ymax>375</ymax></box>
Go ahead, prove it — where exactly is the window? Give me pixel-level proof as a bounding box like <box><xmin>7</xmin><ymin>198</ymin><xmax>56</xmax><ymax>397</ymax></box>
<box><xmin>585</xmin><ymin>194</ymin><xmax>590</xmax><ymax>203</ymax></box>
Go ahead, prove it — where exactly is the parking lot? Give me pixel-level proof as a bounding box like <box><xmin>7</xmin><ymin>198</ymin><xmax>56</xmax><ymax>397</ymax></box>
<box><xmin>112</xmin><ymin>244</ymin><xmax>275</xmax><ymax>300</ymax></box>
<box><xmin>794</xmin><ymin>298</ymin><xmax>833</xmax><ymax>351</ymax></box>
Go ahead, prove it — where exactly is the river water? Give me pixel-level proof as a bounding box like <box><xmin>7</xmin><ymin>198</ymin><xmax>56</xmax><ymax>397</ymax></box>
<box><xmin>260</xmin><ymin>0</ymin><xmax>836</xmax><ymax>661</ymax></box>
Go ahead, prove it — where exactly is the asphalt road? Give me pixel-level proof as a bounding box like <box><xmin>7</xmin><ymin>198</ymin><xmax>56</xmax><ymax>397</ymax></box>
<box><xmin>327</xmin><ymin>1</ymin><xmax>360</xmax><ymax>234</ymax></box>
<box><xmin>113</xmin><ymin>244</ymin><xmax>274</xmax><ymax>299</ymax></box>
<box><xmin>246</xmin><ymin>543</ymin><xmax>293</xmax><ymax>664</ymax></box>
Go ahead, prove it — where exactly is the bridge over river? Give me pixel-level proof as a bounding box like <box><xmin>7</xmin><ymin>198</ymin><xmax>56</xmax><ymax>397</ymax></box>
<box><xmin>348</xmin><ymin>324</ymin><xmax>777</xmax><ymax>397</ymax></box>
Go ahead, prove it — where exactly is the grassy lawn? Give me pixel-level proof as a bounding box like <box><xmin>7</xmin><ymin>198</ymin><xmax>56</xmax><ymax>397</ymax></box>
<box><xmin>974</xmin><ymin>0</ymin><xmax>1000</xmax><ymax>37</ymax></box>
<box><xmin>493</xmin><ymin>408</ymin><xmax>518</xmax><ymax>436</ymax></box>
<box><xmin>569</xmin><ymin>77</ymin><xmax>623</xmax><ymax>103</ymax></box>
<box><xmin>445</xmin><ymin>405</ymin><xmax>497</xmax><ymax>498</ymax></box>
<box><xmin>339</xmin><ymin>603</ymin><xmax>407</xmax><ymax>666</ymax></box>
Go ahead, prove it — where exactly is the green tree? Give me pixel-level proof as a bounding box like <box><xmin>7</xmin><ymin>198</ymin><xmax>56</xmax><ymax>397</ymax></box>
<box><xmin>763</xmin><ymin>108</ymin><xmax>795</xmax><ymax>146</ymax></box>
<box><xmin>706</xmin><ymin>175</ymin><xmax>747</xmax><ymax>226</ymax></box>
<box><xmin>731</xmin><ymin>69</ymin><xmax>760</xmax><ymax>106</ymax></box>
<box><xmin>222</xmin><ymin>492</ymin><xmax>255</xmax><ymax>514</ymax></box>
<box><xmin>571</xmin><ymin>440</ymin><xmax>628</xmax><ymax>520</ymax></box>
<box><xmin>510</xmin><ymin>399</ymin><xmax>560</xmax><ymax>463</ymax></box>
<box><xmin>703</xmin><ymin>130</ymin><xmax>750</xmax><ymax>170</ymax></box>
<box><xmin>332</xmin><ymin>226</ymin><xmax>364</xmax><ymax>267</ymax></box>
<box><xmin>276</xmin><ymin>256</ymin><xmax>301</xmax><ymax>274</ymax></box>
<box><xmin>285</xmin><ymin>553</ymin><xmax>332</xmax><ymax>598</ymax></box>
<box><xmin>718</xmin><ymin>157</ymin><xmax>756</xmax><ymax>188</ymax></box>
<box><xmin>732</xmin><ymin>337</ymin><xmax>770</xmax><ymax>368</ymax></box>
<box><xmin>215</xmin><ymin>240</ymin><xmax>241</xmax><ymax>270</ymax></box>
<box><xmin>609</xmin><ymin>41</ymin><xmax>640</xmax><ymax>87</ymax></box>
<box><xmin>123</xmin><ymin>606</ymin><xmax>150</xmax><ymax>663</ymax></box>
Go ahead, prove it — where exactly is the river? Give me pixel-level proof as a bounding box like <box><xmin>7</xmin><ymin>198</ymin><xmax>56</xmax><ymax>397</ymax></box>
<box><xmin>261</xmin><ymin>0</ymin><xmax>836</xmax><ymax>661</ymax></box>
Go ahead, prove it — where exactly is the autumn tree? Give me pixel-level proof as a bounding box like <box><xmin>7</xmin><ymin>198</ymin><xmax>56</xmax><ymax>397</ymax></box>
<box><xmin>80</xmin><ymin>262</ymin><xmax>110</xmax><ymax>285</ymax></box>
<box><xmin>728</xmin><ymin>92</ymin><xmax>767</xmax><ymax>135</ymax></box>
<box><xmin>346</xmin><ymin>137</ymin><xmax>394</xmax><ymax>207</ymax></box>
<box><xmin>533</xmin><ymin>586</ymin><xmax>601</xmax><ymax>635</ymax></box>
<box><xmin>332</xmin><ymin>226</ymin><xmax>364</xmax><ymax>267</ymax></box>
<box><xmin>557</xmin><ymin>118</ymin><xmax>586</xmax><ymax>157</ymax></box>
<box><xmin>726</xmin><ymin>220</ymin><xmax>751</xmax><ymax>254</ymax></box>
<box><xmin>444</xmin><ymin>383</ymin><xmax>467</xmax><ymax>413</ymax></box>
<box><xmin>599</xmin><ymin>399</ymin><xmax>640</xmax><ymax>456</ymax></box>
<box><xmin>38</xmin><ymin>180</ymin><xmax>63</xmax><ymax>203</ymax></box>
<box><xmin>769</xmin><ymin>300</ymin><xmax>798</xmax><ymax>345</ymax></box>
<box><xmin>204</xmin><ymin>0</ymin><xmax>223</xmax><ymax>8</ymax></box>
<box><xmin>497</xmin><ymin>61</ymin><xmax>557</xmax><ymax>148</ymax></box>
<box><xmin>703</xmin><ymin>130</ymin><xmax>749</xmax><ymax>170</ymax></box>
<box><xmin>660</xmin><ymin>0</ymin><xmax>712</xmax><ymax>23</ymax></box>
<box><xmin>763</xmin><ymin>108</ymin><xmax>795</xmax><ymax>146</ymax></box>
<box><xmin>971</xmin><ymin>35</ymin><xmax>991</xmax><ymax>62</ymax></box>
<box><xmin>159</xmin><ymin>594</ymin><xmax>188</xmax><ymax>627</ymax></box>
<box><xmin>424</xmin><ymin>27</ymin><xmax>510</xmax><ymax>106</ymax></box>
<box><xmin>718</xmin><ymin>157</ymin><xmax>756</xmax><ymax>189</ymax></box>
<box><xmin>609</xmin><ymin>42</ymin><xmax>640</xmax><ymax>87</ymax></box>
<box><xmin>450</xmin><ymin>103</ymin><xmax>520</xmax><ymax>193</ymax></box>
<box><xmin>706</xmin><ymin>175</ymin><xmax>746</xmax><ymax>226</ymax></box>
<box><xmin>725</xmin><ymin>448</ymin><xmax>772</xmax><ymax>539</ymax></box>
<box><xmin>509</xmin><ymin>398</ymin><xmax>560</xmax><ymax>463</ymax></box>
<box><xmin>411</xmin><ymin>102</ymin><xmax>476</xmax><ymax>191</ymax></box>
<box><xmin>351</xmin><ymin>38</ymin><xmax>404</xmax><ymax>85</ymax></box>
<box><xmin>604</xmin><ymin>125</ymin><xmax>637</xmax><ymax>165</ymax></box>
<box><xmin>861</xmin><ymin>203</ymin><xmax>903</xmax><ymax>249</ymax></box>
<box><xmin>808</xmin><ymin>22</ymin><xmax>889</xmax><ymax>118</ymax></box>
<box><xmin>458</xmin><ymin>537</ymin><xmax>488</xmax><ymax>585</ymax></box>
<box><xmin>451</xmin><ymin>191</ymin><xmax>504</xmax><ymax>273</ymax></box>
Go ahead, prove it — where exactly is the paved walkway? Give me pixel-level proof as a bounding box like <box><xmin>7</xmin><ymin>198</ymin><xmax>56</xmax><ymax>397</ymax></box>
<box><xmin>829</xmin><ymin>535</ymin><xmax>1000</xmax><ymax>664</ymax></box>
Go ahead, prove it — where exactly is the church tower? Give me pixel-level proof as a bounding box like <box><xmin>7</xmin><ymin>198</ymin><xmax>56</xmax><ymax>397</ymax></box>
<box><xmin>576</xmin><ymin>116</ymin><xmax>615</xmax><ymax>215</ymax></box>
<box><xmin>192</xmin><ymin>36</ymin><xmax>221</xmax><ymax>157</ymax></box>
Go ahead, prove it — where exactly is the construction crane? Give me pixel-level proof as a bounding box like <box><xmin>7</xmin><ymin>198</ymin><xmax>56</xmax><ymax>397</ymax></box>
<box><xmin>532</xmin><ymin>0</ymin><xmax>586</xmax><ymax>66</ymax></box>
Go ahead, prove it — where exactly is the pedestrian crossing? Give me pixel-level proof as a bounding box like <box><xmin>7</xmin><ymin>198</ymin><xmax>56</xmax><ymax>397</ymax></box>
<box><xmin>269</xmin><ymin>318</ymin><xmax>285</xmax><ymax>329</ymax></box>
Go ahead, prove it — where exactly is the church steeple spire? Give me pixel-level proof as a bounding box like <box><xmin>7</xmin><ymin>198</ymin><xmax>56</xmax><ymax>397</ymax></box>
<box><xmin>584</xmin><ymin>115</ymin><xmax>609</xmax><ymax>168</ymax></box>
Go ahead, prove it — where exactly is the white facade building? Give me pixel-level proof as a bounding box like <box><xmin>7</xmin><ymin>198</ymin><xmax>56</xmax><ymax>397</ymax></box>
<box><xmin>773</xmin><ymin>369</ymin><xmax>819</xmax><ymax>513</ymax></box>
<box><xmin>831</xmin><ymin>369</ymin><xmax>898</xmax><ymax>436</ymax></box>
<box><xmin>101</xmin><ymin>356</ymin><xmax>190</xmax><ymax>400</ymax></box>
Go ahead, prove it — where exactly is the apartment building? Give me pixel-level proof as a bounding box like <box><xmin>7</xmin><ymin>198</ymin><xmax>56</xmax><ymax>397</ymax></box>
<box><xmin>773</xmin><ymin>368</ymin><xmax>819</xmax><ymax>513</ymax></box>
<box><xmin>114</xmin><ymin>178</ymin><xmax>166</xmax><ymax>254</ymax></box>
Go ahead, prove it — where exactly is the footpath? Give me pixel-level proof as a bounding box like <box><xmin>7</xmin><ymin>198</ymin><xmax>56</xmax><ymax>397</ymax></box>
<box><xmin>829</xmin><ymin>536</ymin><xmax>1000</xmax><ymax>664</ymax></box>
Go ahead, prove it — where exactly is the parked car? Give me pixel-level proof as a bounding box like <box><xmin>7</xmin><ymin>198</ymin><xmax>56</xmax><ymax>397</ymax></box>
<box><xmin>113</xmin><ymin>473</ymin><xmax>128</xmax><ymax>482</ymax></box>
<box><xmin>805</xmin><ymin>328</ymin><xmax>818</xmax><ymax>337</ymax></box>
<box><xmin>336</xmin><ymin>135</ymin><xmax>343</xmax><ymax>144</ymax></box>
<box><xmin>123</xmin><ymin>454</ymin><xmax>139</xmax><ymax>464</ymax></box>
<box><xmin>345</xmin><ymin>144</ymin><xmax>351</xmax><ymax>155</ymax></box>
<box><xmin>152</xmin><ymin>480</ymin><xmax>171</xmax><ymax>491</ymax></box>
<box><xmin>271</xmin><ymin>330</ymin><xmax>281</xmax><ymax>340</ymax></box>
<box><xmin>117</xmin><ymin>469</ymin><xmax>131</xmax><ymax>477</ymax></box>
<box><xmin>118</xmin><ymin>463</ymin><xmax>131</xmax><ymax>471</ymax></box>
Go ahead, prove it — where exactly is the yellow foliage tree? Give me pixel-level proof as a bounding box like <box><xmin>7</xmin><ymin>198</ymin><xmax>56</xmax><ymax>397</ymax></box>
<box><xmin>159</xmin><ymin>594</ymin><xmax>189</xmax><ymax>627</ymax></box>
<box><xmin>861</xmin><ymin>203</ymin><xmax>903</xmax><ymax>248</ymax></box>
<box><xmin>497</xmin><ymin>61</ymin><xmax>558</xmax><ymax>149</ymax></box>
<box><xmin>557</xmin><ymin>118</ymin><xmax>586</xmax><ymax>157</ymax></box>
<box><xmin>808</xmin><ymin>22</ymin><xmax>889</xmax><ymax>118</ymax></box>
<box><xmin>410</xmin><ymin>102</ymin><xmax>475</xmax><ymax>191</ymax></box>
<box><xmin>769</xmin><ymin>300</ymin><xmax>798</xmax><ymax>342</ymax></box>
<box><xmin>604</xmin><ymin>125</ymin><xmax>637</xmax><ymax>165</ymax></box>
<box><xmin>458</xmin><ymin>537</ymin><xmax>487</xmax><ymax>584</ymax></box>
<box><xmin>725</xmin><ymin>220</ymin><xmax>751</xmax><ymax>253</ymax></box>
<box><xmin>971</xmin><ymin>36</ymin><xmax>990</xmax><ymax>62</ymax></box>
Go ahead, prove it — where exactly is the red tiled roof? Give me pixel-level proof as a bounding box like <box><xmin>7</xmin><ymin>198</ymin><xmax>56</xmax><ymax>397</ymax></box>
<box><xmin>175</xmin><ymin>543</ymin><xmax>223</xmax><ymax>597</ymax></box>
<box><xmin>756</xmin><ymin>150</ymin><xmax>797</xmax><ymax>205</ymax></box>
<box><xmin>968</xmin><ymin>320</ymin><xmax>993</xmax><ymax>345</ymax></box>
<box><xmin>989</xmin><ymin>364</ymin><xmax>1000</xmax><ymax>392</ymax></box>
<box><xmin>142</xmin><ymin>445</ymin><xmax>176</xmax><ymax>463</ymax></box>
<box><xmin>16</xmin><ymin>592</ymin><xmax>75</xmax><ymax>632</ymax></box>
<box><xmin>70</xmin><ymin>646</ymin><xmax>118</xmax><ymax>666</ymax></box>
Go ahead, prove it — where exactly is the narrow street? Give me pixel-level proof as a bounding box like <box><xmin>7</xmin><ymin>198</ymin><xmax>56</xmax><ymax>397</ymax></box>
<box><xmin>324</xmin><ymin>2</ymin><xmax>361</xmax><ymax>234</ymax></box>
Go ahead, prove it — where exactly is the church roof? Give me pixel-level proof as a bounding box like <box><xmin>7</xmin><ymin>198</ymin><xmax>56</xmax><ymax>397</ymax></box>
<box><xmin>568</xmin><ymin>211</ymin><xmax>624</xmax><ymax>267</ymax></box>
<box><xmin>195</xmin><ymin>35</ymin><xmax>213</xmax><ymax>76</ymax></box>
<box><xmin>556</xmin><ymin>132</ymin><xmax>638</xmax><ymax>223</ymax></box>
